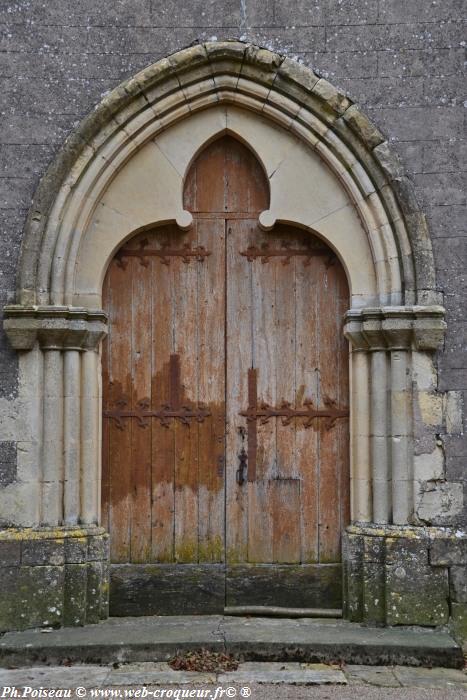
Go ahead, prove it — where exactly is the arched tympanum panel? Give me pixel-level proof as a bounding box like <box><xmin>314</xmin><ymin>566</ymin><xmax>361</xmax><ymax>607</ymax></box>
<box><xmin>102</xmin><ymin>135</ymin><xmax>349</xmax><ymax>615</ymax></box>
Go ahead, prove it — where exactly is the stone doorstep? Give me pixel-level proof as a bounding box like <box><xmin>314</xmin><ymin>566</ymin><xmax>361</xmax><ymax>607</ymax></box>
<box><xmin>1</xmin><ymin>662</ymin><xmax>467</xmax><ymax>689</ymax></box>
<box><xmin>0</xmin><ymin>615</ymin><xmax>463</xmax><ymax>669</ymax></box>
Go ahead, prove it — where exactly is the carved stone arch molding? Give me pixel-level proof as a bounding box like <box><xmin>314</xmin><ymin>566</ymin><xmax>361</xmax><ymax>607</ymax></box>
<box><xmin>3</xmin><ymin>42</ymin><xmax>461</xmax><ymax>634</ymax></box>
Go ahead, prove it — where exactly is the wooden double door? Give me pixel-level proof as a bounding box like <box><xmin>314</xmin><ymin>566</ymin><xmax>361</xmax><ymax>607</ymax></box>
<box><xmin>102</xmin><ymin>137</ymin><xmax>350</xmax><ymax>615</ymax></box>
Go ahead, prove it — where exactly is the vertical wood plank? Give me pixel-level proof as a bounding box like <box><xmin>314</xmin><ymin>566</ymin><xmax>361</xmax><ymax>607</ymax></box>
<box><xmin>295</xmin><ymin>250</ymin><xmax>320</xmax><ymax>563</ymax></box>
<box><xmin>130</xmin><ymin>255</ymin><xmax>152</xmax><ymax>562</ymax></box>
<box><xmin>101</xmin><ymin>272</ymin><xmax>110</xmax><ymax>532</ymax></box>
<box><xmin>226</xmin><ymin>219</ymin><xmax>252</xmax><ymax>564</ymax></box>
<box><xmin>318</xmin><ymin>259</ymin><xmax>344</xmax><ymax>562</ymax></box>
<box><xmin>336</xmin><ymin>265</ymin><xmax>351</xmax><ymax>533</ymax></box>
<box><xmin>247</xmin><ymin>222</ymin><xmax>275</xmax><ymax>563</ymax></box>
<box><xmin>107</xmin><ymin>257</ymin><xmax>132</xmax><ymax>562</ymax></box>
<box><xmin>173</xmin><ymin>224</ymin><xmax>199</xmax><ymax>563</ymax></box>
<box><xmin>274</xmin><ymin>227</ymin><xmax>298</xmax><ymax>486</ymax></box>
<box><xmin>271</xmin><ymin>479</ymin><xmax>301</xmax><ymax>563</ymax></box>
<box><xmin>197</xmin><ymin>217</ymin><xmax>226</xmax><ymax>563</ymax></box>
<box><xmin>151</xmin><ymin>230</ymin><xmax>176</xmax><ymax>562</ymax></box>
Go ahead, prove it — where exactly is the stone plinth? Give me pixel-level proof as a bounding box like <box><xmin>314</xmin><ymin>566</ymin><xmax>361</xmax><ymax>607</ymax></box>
<box><xmin>0</xmin><ymin>527</ymin><xmax>109</xmax><ymax>632</ymax></box>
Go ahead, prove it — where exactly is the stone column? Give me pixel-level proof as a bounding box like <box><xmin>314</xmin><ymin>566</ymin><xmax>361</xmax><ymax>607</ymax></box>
<box><xmin>383</xmin><ymin>310</ymin><xmax>414</xmax><ymax>525</ymax></box>
<box><xmin>81</xmin><ymin>347</ymin><xmax>100</xmax><ymax>524</ymax></box>
<box><xmin>362</xmin><ymin>311</ymin><xmax>390</xmax><ymax>524</ymax></box>
<box><xmin>40</xmin><ymin>346</ymin><xmax>64</xmax><ymax>526</ymax></box>
<box><xmin>4</xmin><ymin>306</ymin><xmax>107</xmax><ymax>527</ymax></box>
<box><xmin>63</xmin><ymin>349</ymin><xmax>81</xmax><ymax>524</ymax></box>
<box><xmin>344</xmin><ymin>314</ymin><xmax>372</xmax><ymax>522</ymax></box>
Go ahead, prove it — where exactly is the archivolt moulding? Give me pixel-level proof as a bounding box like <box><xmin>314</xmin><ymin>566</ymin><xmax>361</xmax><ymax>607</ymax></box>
<box><xmin>11</xmin><ymin>40</ymin><xmax>440</xmax><ymax>310</ymax></box>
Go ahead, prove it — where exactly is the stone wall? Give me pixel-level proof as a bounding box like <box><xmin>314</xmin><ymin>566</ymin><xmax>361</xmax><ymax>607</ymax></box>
<box><xmin>0</xmin><ymin>0</ymin><xmax>465</xmax><ymax>529</ymax></box>
<box><xmin>0</xmin><ymin>527</ymin><xmax>109</xmax><ymax>631</ymax></box>
<box><xmin>0</xmin><ymin>1</ymin><xmax>465</xmax><ymax>637</ymax></box>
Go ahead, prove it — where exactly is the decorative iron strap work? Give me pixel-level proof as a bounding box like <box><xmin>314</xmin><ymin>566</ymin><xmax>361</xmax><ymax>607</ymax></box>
<box><xmin>240</xmin><ymin>243</ymin><xmax>336</xmax><ymax>267</ymax></box>
<box><xmin>115</xmin><ymin>238</ymin><xmax>211</xmax><ymax>269</ymax></box>
<box><xmin>240</xmin><ymin>368</ymin><xmax>348</xmax><ymax>482</ymax></box>
<box><xmin>104</xmin><ymin>354</ymin><xmax>211</xmax><ymax>429</ymax></box>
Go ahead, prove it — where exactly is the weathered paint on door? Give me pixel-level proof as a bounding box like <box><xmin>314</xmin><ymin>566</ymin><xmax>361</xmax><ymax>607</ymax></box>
<box><xmin>102</xmin><ymin>136</ymin><xmax>350</xmax><ymax>615</ymax></box>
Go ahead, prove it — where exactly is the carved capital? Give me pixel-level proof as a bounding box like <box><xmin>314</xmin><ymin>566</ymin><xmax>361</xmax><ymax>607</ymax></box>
<box><xmin>382</xmin><ymin>307</ymin><xmax>415</xmax><ymax>350</ymax></box>
<box><xmin>361</xmin><ymin>308</ymin><xmax>386</xmax><ymax>351</ymax></box>
<box><xmin>344</xmin><ymin>305</ymin><xmax>446</xmax><ymax>353</ymax></box>
<box><xmin>3</xmin><ymin>306</ymin><xmax>108</xmax><ymax>351</ymax></box>
<box><xmin>413</xmin><ymin>306</ymin><xmax>446</xmax><ymax>351</ymax></box>
<box><xmin>344</xmin><ymin>310</ymin><xmax>369</xmax><ymax>351</ymax></box>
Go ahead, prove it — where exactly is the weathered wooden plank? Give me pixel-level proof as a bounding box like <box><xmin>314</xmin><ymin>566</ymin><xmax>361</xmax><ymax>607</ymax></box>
<box><xmin>110</xmin><ymin>564</ymin><xmax>225</xmax><ymax>616</ymax></box>
<box><xmin>226</xmin><ymin>564</ymin><xmax>343</xmax><ymax>609</ymax></box>
<box><xmin>197</xmin><ymin>217</ymin><xmax>225</xmax><ymax>563</ymax></box>
<box><xmin>274</xmin><ymin>226</ymin><xmax>297</xmax><ymax>485</ymax></box>
<box><xmin>226</xmin><ymin>219</ymin><xmax>252</xmax><ymax>564</ymax></box>
<box><xmin>101</xmin><ymin>272</ymin><xmax>110</xmax><ymax>532</ymax></box>
<box><xmin>130</xmin><ymin>255</ymin><xmax>152</xmax><ymax>563</ymax></box>
<box><xmin>246</xmin><ymin>223</ymin><xmax>276</xmax><ymax>564</ymax></box>
<box><xmin>336</xmin><ymin>265</ymin><xmax>351</xmax><ymax>534</ymax></box>
<box><xmin>107</xmin><ymin>257</ymin><xmax>132</xmax><ymax>563</ymax></box>
<box><xmin>225</xmin><ymin>136</ymin><xmax>269</xmax><ymax>213</ymax></box>
<box><xmin>271</xmin><ymin>479</ymin><xmax>301</xmax><ymax>564</ymax></box>
<box><xmin>173</xmin><ymin>224</ymin><xmax>199</xmax><ymax>563</ymax></box>
<box><xmin>295</xmin><ymin>245</ymin><xmax>320</xmax><ymax>564</ymax></box>
<box><xmin>318</xmin><ymin>260</ymin><xmax>345</xmax><ymax>562</ymax></box>
<box><xmin>151</xmin><ymin>232</ymin><xmax>176</xmax><ymax>563</ymax></box>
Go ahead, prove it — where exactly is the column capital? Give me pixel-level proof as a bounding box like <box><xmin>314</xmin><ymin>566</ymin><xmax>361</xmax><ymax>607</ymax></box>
<box><xmin>344</xmin><ymin>305</ymin><xmax>445</xmax><ymax>352</ymax></box>
<box><xmin>3</xmin><ymin>305</ymin><xmax>108</xmax><ymax>351</ymax></box>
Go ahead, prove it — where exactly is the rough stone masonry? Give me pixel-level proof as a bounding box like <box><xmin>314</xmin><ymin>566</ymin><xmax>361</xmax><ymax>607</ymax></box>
<box><xmin>0</xmin><ymin>0</ymin><xmax>465</xmax><ymax>640</ymax></box>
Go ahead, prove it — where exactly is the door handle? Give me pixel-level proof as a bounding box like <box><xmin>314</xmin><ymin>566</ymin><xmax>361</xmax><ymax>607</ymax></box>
<box><xmin>236</xmin><ymin>447</ymin><xmax>248</xmax><ymax>485</ymax></box>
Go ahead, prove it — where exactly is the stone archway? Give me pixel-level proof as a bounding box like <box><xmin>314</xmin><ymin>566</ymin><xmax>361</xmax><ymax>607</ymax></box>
<box><xmin>2</xmin><ymin>42</ymin><xmax>457</xmax><ymax>632</ymax></box>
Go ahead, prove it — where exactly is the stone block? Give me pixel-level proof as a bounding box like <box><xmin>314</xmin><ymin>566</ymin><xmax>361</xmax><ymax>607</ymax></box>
<box><xmin>430</xmin><ymin>539</ymin><xmax>467</xmax><ymax>566</ymax></box>
<box><xmin>273</xmin><ymin>0</ymin><xmax>325</xmax><ymax>26</ymax></box>
<box><xmin>362</xmin><ymin>562</ymin><xmax>385</xmax><ymax>623</ymax></box>
<box><xmin>21</xmin><ymin>538</ymin><xmax>65</xmax><ymax>566</ymax></box>
<box><xmin>386</xmin><ymin>562</ymin><xmax>449</xmax><ymax>626</ymax></box>
<box><xmin>450</xmin><ymin>603</ymin><xmax>467</xmax><ymax>646</ymax></box>
<box><xmin>416</xmin><ymin>481</ymin><xmax>464</xmax><ymax>524</ymax></box>
<box><xmin>385</xmin><ymin>537</ymin><xmax>428</xmax><ymax>566</ymax></box>
<box><xmin>342</xmin><ymin>532</ymin><xmax>364</xmax><ymax>562</ymax></box>
<box><xmin>0</xmin><ymin>567</ymin><xmax>22</xmax><ymax>631</ymax></box>
<box><xmin>450</xmin><ymin>566</ymin><xmax>467</xmax><ymax>603</ymax></box>
<box><xmin>17</xmin><ymin>565</ymin><xmax>64</xmax><ymax>629</ymax></box>
<box><xmin>100</xmin><ymin>561</ymin><xmax>110</xmax><ymax>620</ymax></box>
<box><xmin>343</xmin><ymin>104</ymin><xmax>385</xmax><ymax>149</ymax></box>
<box><xmin>342</xmin><ymin>559</ymin><xmax>363</xmax><ymax>622</ymax></box>
<box><xmin>63</xmin><ymin>563</ymin><xmax>87</xmax><ymax>626</ymax></box>
<box><xmin>0</xmin><ymin>440</ymin><xmax>16</xmax><ymax>462</ymax></box>
<box><xmin>88</xmin><ymin>534</ymin><xmax>107</xmax><ymax>561</ymax></box>
<box><xmin>86</xmin><ymin>562</ymin><xmax>103</xmax><ymax>624</ymax></box>
<box><xmin>65</xmin><ymin>536</ymin><xmax>88</xmax><ymax>563</ymax></box>
<box><xmin>379</xmin><ymin>0</ymin><xmax>464</xmax><ymax>23</ymax></box>
<box><xmin>363</xmin><ymin>536</ymin><xmax>385</xmax><ymax>563</ymax></box>
<box><xmin>0</xmin><ymin>540</ymin><xmax>21</xmax><ymax>566</ymax></box>
<box><xmin>367</xmin><ymin>106</ymin><xmax>464</xmax><ymax>142</ymax></box>
<box><xmin>0</xmin><ymin>460</ymin><xmax>17</xmax><ymax>487</ymax></box>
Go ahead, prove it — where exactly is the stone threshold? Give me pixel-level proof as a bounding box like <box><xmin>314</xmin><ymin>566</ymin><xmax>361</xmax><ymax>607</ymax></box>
<box><xmin>0</xmin><ymin>615</ymin><xmax>463</xmax><ymax>669</ymax></box>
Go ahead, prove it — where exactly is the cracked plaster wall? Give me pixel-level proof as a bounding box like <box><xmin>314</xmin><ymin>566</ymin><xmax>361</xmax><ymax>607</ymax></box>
<box><xmin>0</xmin><ymin>0</ymin><xmax>465</xmax><ymax>528</ymax></box>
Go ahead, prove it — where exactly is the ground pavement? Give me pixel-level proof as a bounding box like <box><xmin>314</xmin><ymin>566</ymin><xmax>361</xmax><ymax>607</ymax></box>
<box><xmin>1</xmin><ymin>661</ymin><xmax>466</xmax><ymax>698</ymax></box>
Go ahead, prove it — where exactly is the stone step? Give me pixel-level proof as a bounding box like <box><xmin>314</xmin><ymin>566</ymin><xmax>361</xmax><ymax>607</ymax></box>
<box><xmin>0</xmin><ymin>615</ymin><xmax>463</xmax><ymax>669</ymax></box>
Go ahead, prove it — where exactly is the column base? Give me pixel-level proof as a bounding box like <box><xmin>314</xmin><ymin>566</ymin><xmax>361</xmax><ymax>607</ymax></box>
<box><xmin>0</xmin><ymin>526</ymin><xmax>109</xmax><ymax>632</ymax></box>
<box><xmin>343</xmin><ymin>524</ymin><xmax>467</xmax><ymax>642</ymax></box>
